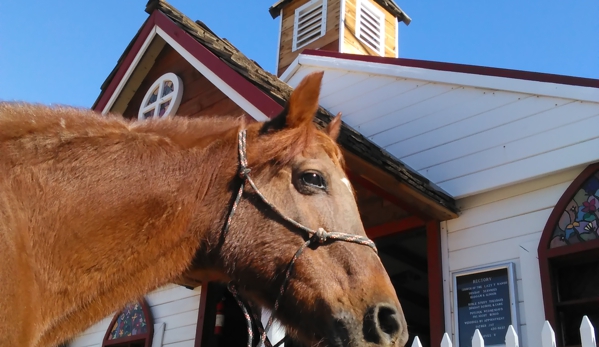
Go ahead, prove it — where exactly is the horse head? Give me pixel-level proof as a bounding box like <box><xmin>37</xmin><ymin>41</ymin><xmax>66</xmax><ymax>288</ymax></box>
<box><xmin>211</xmin><ymin>72</ymin><xmax>408</xmax><ymax>347</ymax></box>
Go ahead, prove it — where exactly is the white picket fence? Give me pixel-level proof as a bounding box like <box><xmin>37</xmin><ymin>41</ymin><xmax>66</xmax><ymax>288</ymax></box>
<box><xmin>412</xmin><ymin>316</ymin><xmax>596</xmax><ymax>347</ymax></box>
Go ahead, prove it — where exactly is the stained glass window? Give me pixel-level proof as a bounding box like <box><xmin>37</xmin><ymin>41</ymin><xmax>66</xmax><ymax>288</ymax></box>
<box><xmin>108</xmin><ymin>302</ymin><xmax>147</xmax><ymax>339</ymax></box>
<box><xmin>159</xmin><ymin>100</ymin><xmax>171</xmax><ymax>117</ymax></box>
<box><xmin>146</xmin><ymin>87</ymin><xmax>159</xmax><ymax>106</ymax></box>
<box><xmin>550</xmin><ymin>170</ymin><xmax>599</xmax><ymax>248</ymax></box>
<box><xmin>162</xmin><ymin>80</ymin><xmax>174</xmax><ymax>96</ymax></box>
<box><xmin>138</xmin><ymin>72</ymin><xmax>184</xmax><ymax>121</ymax></box>
<box><xmin>103</xmin><ymin>299</ymin><xmax>153</xmax><ymax>347</ymax></box>
<box><xmin>540</xmin><ymin>163</ymin><xmax>599</xmax><ymax>347</ymax></box>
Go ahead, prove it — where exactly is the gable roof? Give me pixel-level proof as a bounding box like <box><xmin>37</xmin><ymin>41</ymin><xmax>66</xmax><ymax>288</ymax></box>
<box><xmin>299</xmin><ymin>50</ymin><xmax>599</xmax><ymax>91</ymax></box>
<box><xmin>92</xmin><ymin>0</ymin><xmax>457</xmax><ymax>218</ymax></box>
<box><xmin>268</xmin><ymin>0</ymin><xmax>412</xmax><ymax>25</ymax></box>
<box><xmin>280</xmin><ymin>49</ymin><xmax>599</xmax><ymax>199</ymax></box>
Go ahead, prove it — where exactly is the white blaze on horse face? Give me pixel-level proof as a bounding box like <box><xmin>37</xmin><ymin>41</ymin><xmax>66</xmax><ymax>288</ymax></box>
<box><xmin>341</xmin><ymin>177</ymin><xmax>353</xmax><ymax>197</ymax></box>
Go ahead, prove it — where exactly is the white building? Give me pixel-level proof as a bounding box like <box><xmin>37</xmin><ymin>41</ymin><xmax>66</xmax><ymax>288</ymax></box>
<box><xmin>281</xmin><ymin>48</ymin><xmax>599</xmax><ymax>347</ymax></box>
<box><xmin>68</xmin><ymin>1</ymin><xmax>599</xmax><ymax>347</ymax></box>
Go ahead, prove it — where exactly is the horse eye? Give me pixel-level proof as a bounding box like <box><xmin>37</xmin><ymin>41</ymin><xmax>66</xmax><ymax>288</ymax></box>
<box><xmin>301</xmin><ymin>172</ymin><xmax>326</xmax><ymax>190</ymax></box>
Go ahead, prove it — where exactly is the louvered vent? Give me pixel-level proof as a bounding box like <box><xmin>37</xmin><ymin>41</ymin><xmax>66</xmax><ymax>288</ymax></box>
<box><xmin>356</xmin><ymin>0</ymin><xmax>385</xmax><ymax>56</ymax></box>
<box><xmin>292</xmin><ymin>0</ymin><xmax>327</xmax><ymax>51</ymax></box>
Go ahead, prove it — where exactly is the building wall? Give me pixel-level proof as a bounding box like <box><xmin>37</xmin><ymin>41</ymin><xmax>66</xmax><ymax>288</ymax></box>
<box><xmin>68</xmin><ymin>284</ymin><xmax>201</xmax><ymax>347</ymax></box>
<box><xmin>120</xmin><ymin>44</ymin><xmax>245</xmax><ymax>121</ymax></box>
<box><xmin>278</xmin><ymin>0</ymin><xmax>342</xmax><ymax>76</ymax></box>
<box><xmin>285</xmin><ymin>66</ymin><xmax>599</xmax><ymax>199</ymax></box>
<box><xmin>443</xmin><ymin>164</ymin><xmax>587</xmax><ymax>347</ymax></box>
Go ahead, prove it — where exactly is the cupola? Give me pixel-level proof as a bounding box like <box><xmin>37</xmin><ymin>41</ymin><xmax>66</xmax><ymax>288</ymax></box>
<box><xmin>269</xmin><ymin>0</ymin><xmax>411</xmax><ymax>76</ymax></box>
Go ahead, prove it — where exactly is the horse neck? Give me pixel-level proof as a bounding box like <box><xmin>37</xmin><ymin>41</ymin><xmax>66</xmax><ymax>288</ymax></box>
<box><xmin>34</xmin><ymin>122</ymin><xmax>245</xmax><ymax>346</ymax></box>
<box><xmin>185</xmin><ymin>125</ymin><xmax>247</xmax><ymax>246</ymax></box>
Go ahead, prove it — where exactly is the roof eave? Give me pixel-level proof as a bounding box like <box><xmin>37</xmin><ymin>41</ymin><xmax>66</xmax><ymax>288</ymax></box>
<box><xmin>94</xmin><ymin>0</ymin><xmax>458</xmax><ymax>219</ymax></box>
<box><xmin>268</xmin><ymin>0</ymin><xmax>286</xmax><ymax>18</ymax></box>
<box><xmin>298</xmin><ymin>50</ymin><xmax>599</xmax><ymax>103</ymax></box>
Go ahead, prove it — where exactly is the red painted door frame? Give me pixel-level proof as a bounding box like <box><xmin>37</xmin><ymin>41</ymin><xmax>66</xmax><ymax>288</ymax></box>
<box><xmin>194</xmin><ymin>281</ymin><xmax>212</xmax><ymax>347</ymax></box>
<box><xmin>366</xmin><ymin>217</ymin><xmax>445</xmax><ymax>346</ymax></box>
<box><xmin>194</xmin><ymin>221</ymin><xmax>446</xmax><ymax>347</ymax></box>
<box><xmin>425</xmin><ymin>220</ymin><xmax>445</xmax><ymax>347</ymax></box>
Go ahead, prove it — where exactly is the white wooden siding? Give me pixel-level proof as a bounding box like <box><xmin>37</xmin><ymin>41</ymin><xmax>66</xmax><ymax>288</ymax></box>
<box><xmin>442</xmin><ymin>165</ymin><xmax>585</xmax><ymax>346</ymax></box>
<box><xmin>285</xmin><ymin>64</ymin><xmax>599</xmax><ymax>198</ymax></box>
<box><xmin>68</xmin><ymin>284</ymin><xmax>201</xmax><ymax>347</ymax></box>
<box><xmin>69</xmin><ymin>316</ymin><xmax>113</xmax><ymax>347</ymax></box>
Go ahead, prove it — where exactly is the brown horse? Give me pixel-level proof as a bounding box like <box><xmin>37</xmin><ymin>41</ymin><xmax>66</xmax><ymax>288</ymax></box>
<box><xmin>0</xmin><ymin>72</ymin><xmax>407</xmax><ymax>347</ymax></box>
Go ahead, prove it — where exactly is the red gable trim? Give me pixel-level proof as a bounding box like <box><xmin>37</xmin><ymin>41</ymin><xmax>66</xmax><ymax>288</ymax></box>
<box><xmin>153</xmin><ymin>13</ymin><xmax>283</xmax><ymax>118</ymax></box>
<box><xmin>94</xmin><ymin>11</ymin><xmax>284</xmax><ymax>118</ymax></box>
<box><xmin>93</xmin><ymin>12</ymin><xmax>158</xmax><ymax>113</ymax></box>
<box><xmin>302</xmin><ymin>49</ymin><xmax>599</xmax><ymax>89</ymax></box>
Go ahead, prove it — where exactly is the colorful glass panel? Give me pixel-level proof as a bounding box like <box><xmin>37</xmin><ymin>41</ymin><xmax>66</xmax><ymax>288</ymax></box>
<box><xmin>550</xmin><ymin>170</ymin><xmax>599</xmax><ymax>248</ymax></box>
<box><xmin>162</xmin><ymin>80</ymin><xmax>174</xmax><ymax>97</ymax></box>
<box><xmin>146</xmin><ymin>87</ymin><xmax>159</xmax><ymax>106</ymax></box>
<box><xmin>143</xmin><ymin>110</ymin><xmax>154</xmax><ymax>120</ymax></box>
<box><xmin>158</xmin><ymin>100</ymin><xmax>171</xmax><ymax>117</ymax></box>
<box><xmin>108</xmin><ymin>302</ymin><xmax>148</xmax><ymax>340</ymax></box>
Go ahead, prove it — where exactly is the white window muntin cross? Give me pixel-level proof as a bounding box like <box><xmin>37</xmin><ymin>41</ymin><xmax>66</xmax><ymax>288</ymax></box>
<box><xmin>138</xmin><ymin>72</ymin><xmax>184</xmax><ymax>120</ymax></box>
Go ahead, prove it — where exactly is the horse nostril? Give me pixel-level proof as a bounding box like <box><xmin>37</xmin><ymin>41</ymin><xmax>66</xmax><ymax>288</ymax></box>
<box><xmin>377</xmin><ymin>305</ymin><xmax>400</xmax><ymax>337</ymax></box>
<box><xmin>363</xmin><ymin>304</ymin><xmax>402</xmax><ymax>344</ymax></box>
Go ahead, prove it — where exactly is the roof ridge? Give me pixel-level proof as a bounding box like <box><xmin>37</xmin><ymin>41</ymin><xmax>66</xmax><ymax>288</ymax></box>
<box><xmin>99</xmin><ymin>0</ymin><xmax>458</xmax><ymax>215</ymax></box>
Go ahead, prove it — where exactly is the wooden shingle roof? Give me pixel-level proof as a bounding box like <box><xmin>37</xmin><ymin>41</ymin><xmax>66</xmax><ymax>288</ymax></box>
<box><xmin>94</xmin><ymin>0</ymin><xmax>456</xmax><ymax>218</ymax></box>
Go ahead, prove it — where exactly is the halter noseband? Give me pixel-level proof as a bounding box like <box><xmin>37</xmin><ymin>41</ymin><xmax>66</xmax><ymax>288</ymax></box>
<box><xmin>223</xmin><ymin>129</ymin><xmax>378</xmax><ymax>347</ymax></box>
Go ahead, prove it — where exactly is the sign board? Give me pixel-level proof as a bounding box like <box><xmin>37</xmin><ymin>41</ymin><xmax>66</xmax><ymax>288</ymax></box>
<box><xmin>453</xmin><ymin>263</ymin><xmax>519</xmax><ymax>347</ymax></box>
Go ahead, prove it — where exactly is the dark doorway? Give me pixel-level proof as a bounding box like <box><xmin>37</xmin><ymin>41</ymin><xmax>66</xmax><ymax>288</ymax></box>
<box><xmin>199</xmin><ymin>222</ymin><xmax>439</xmax><ymax>347</ymax></box>
<box><xmin>375</xmin><ymin>227</ymin><xmax>430</xmax><ymax>346</ymax></box>
<box><xmin>199</xmin><ymin>282</ymin><xmax>264</xmax><ymax>347</ymax></box>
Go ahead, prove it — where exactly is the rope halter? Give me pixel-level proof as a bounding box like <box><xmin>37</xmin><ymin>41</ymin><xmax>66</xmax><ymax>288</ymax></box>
<box><xmin>222</xmin><ymin>129</ymin><xmax>378</xmax><ymax>347</ymax></box>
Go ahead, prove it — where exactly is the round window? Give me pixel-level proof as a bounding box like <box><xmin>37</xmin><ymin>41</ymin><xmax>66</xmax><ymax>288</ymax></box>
<box><xmin>138</xmin><ymin>72</ymin><xmax>184</xmax><ymax>120</ymax></box>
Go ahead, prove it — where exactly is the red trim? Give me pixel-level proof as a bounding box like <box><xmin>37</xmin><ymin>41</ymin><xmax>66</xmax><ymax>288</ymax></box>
<box><xmin>366</xmin><ymin>216</ymin><xmax>425</xmax><ymax>239</ymax></box>
<box><xmin>194</xmin><ymin>281</ymin><xmax>209</xmax><ymax>347</ymax></box>
<box><xmin>103</xmin><ymin>334</ymin><xmax>149</xmax><ymax>345</ymax></box>
<box><xmin>153</xmin><ymin>12</ymin><xmax>283</xmax><ymax>118</ymax></box>
<box><xmin>538</xmin><ymin>163</ymin><xmax>599</xmax><ymax>255</ymax></box>
<box><xmin>538</xmin><ymin>256</ymin><xmax>556</xmax><ymax>328</ymax></box>
<box><xmin>426</xmin><ymin>220</ymin><xmax>444</xmax><ymax>347</ymax></box>
<box><xmin>537</xmin><ymin>162</ymin><xmax>599</xmax><ymax>341</ymax></box>
<box><xmin>102</xmin><ymin>298</ymin><xmax>154</xmax><ymax>347</ymax></box>
<box><xmin>94</xmin><ymin>11</ymin><xmax>284</xmax><ymax>119</ymax></box>
<box><xmin>546</xmin><ymin>238</ymin><xmax>599</xmax><ymax>258</ymax></box>
<box><xmin>302</xmin><ymin>50</ymin><xmax>599</xmax><ymax>89</ymax></box>
<box><xmin>93</xmin><ymin>13</ymin><xmax>158</xmax><ymax>113</ymax></box>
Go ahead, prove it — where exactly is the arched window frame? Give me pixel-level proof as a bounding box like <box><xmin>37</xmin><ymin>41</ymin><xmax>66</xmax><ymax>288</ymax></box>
<box><xmin>102</xmin><ymin>298</ymin><xmax>154</xmax><ymax>347</ymax></box>
<box><xmin>538</xmin><ymin>162</ymin><xmax>599</xmax><ymax>346</ymax></box>
<box><xmin>138</xmin><ymin>72</ymin><xmax>184</xmax><ymax>121</ymax></box>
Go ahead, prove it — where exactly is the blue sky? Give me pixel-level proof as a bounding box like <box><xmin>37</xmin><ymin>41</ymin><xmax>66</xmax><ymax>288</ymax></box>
<box><xmin>0</xmin><ymin>0</ymin><xmax>597</xmax><ymax>109</ymax></box>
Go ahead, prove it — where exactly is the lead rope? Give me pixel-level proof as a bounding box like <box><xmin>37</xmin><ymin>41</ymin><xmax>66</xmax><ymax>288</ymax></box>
<box><xmin>222</xmin><ymin>129</ymin><xmax>378</xmax><ymax>347</ymax></box>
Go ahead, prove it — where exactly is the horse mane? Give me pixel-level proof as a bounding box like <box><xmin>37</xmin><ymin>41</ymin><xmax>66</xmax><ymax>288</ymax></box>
<box><xmin>255</xmin><ymin>127</ymin><xmax>344</xmax><ymax>170</ymax></box>
<box><xmin>0</xmin><ymin>102</ymin><xmax>243</xmax><ymax>146</ymax></box>
<box><xmin>0</xmin><ymin>102</ymin><xmax>343</xmax><ymax>174</ymax></box>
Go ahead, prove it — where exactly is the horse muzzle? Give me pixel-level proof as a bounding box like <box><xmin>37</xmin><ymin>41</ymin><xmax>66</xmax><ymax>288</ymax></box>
<box><xmin>327</xmin><ymin>302</ymin><xmax>408</xmax><ymax>347</ymax></box>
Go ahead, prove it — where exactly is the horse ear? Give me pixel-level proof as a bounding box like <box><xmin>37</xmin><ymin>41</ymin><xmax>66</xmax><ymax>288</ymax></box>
<box><xmin>262</xmin><ymin>72</ymin><xmax>324</xmax><ymax>132</ymax></box>
<box><xmin>326</xmin><ymin>112</ymin><xmax>342</xmax><ymax>141</ymax></box>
